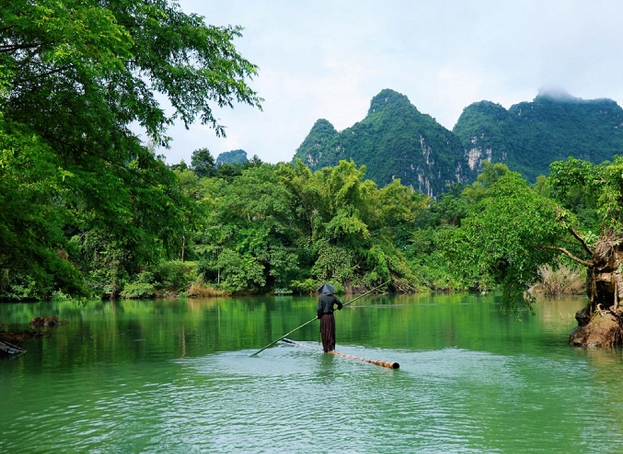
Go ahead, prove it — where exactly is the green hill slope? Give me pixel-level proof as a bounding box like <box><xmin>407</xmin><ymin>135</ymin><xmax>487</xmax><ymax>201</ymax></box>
<box><xmin>216</xmin><ymin>149</ymin><xmax>248</xmax><ymax>165</ymax></box>
<box><xmin>295</xmin><ymin>89</ymin><xmax>623</xmax><ymax>193</ymax></box>
<box><xmin>294</xmin><ymin>89</ymin><xmax>472</xmax><ymax>197</ymax></box>
<box><xmin>454</xmin><ymin>92</ymin><xmax>623</xmax><ymax>181</ymax></box>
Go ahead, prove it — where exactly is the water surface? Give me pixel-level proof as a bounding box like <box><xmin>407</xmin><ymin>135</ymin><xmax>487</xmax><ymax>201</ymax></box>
<box><xmin>2</xmin><ymin>293</ymin><xmax>622</xmax><ymax>453</ymax></box>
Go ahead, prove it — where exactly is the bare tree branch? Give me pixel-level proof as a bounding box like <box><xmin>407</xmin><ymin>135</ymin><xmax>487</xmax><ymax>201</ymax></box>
<box><xmin>569</xmin><ymin>227</ymin><xmax>594</xmax><ymax>256</ymax></box>
<box><xmin>541</xmin><ymin>245</ymin><xmax>594</xmax><ymax>267</ymax></box>
<box><xmin>0</xmin><ymin>42</ymin><xmax>42</xmax><ymax>54</ymax></box>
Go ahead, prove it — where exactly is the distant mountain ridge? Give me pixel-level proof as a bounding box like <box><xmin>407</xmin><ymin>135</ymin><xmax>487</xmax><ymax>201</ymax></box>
<box><xmin>216</xmin><ymin>149</ymin><xmax>247</xmax><ymax>165</ymax></box>
<box><xmin>294</xmin><ymin>89</ymin><xmax>471</xmax><ymax>197</ymax></box>
<box><xmin>454</xmin><ymin>92</ymin><xmax>623</xmax><ymax>181</ymax></box>
<box><xmin>294</xmin><ymin>88</ymin><xmax>623</xmax><ymax>196</ymax></box>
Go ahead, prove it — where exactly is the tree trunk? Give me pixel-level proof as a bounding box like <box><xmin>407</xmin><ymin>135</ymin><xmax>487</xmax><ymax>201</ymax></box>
<box><xmin>569</xmin><ymin>238</ymin><xmax>623</xmax><ymax>347</ymax></box>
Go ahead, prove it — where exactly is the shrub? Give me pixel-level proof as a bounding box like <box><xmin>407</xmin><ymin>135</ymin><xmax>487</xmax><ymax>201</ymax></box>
<box><xmin>152</xmin><ymin>261</ymin><xmax>196</xmax><ymax>293</ymax></box>
<box><xmin>289</xmin><ymin>279</ymin><xmax>318</xmax><ymax>294</ymax></box>
<box><xmin>537</xmin><ymin>264</ymin><xmax>586</xmax><ymax>296</ymax></box>
<box><xmin>289</xmin><ymin>279</ymin><xmax>346</xmax><ymax>295</ymax></box>
<box><xmin>408</xmin><ymin>250</ymin><xmax>465</xmax><ymax>292</ymax></box>
<box><xmin>187</xmin><ymin>278</ymin><xmax>231</xmax><ymax>297</ymax></box>
<box><xmin>120</xmin><ymin>282</ymin><xmax>156</xmax><ymax>299</ymax></box>
<box><xmin>0</xmin><ymin>272</ymin><xmax>47</xmax><ymax>301</ymax></box>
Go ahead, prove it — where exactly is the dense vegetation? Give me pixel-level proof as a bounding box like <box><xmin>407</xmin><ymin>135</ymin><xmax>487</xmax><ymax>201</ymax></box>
<box><xmin>173</xmin><ymin>158</ymin><xmax>427</xmax><ymax>296</ymax></box>
<box><xmin>454</xmin><ymin>93</ymin><xmax>623</xmax><ymax>181</ymax></box>
<box><xmin>216</xmin><ymin>149</ymin><xmax>248</xmax><ymax>165</ymax></box>
<box><xmin>1</xmin><ymin>116</ymin><xmax>613</xmax><ymax>316</ymax></box>
<box><xmin>0</xmin><ymin>0</ymin><xmax>261</xmax><ymax>300</ymax></box>
<box><xmin>6</xmin><ymin>1</ymin><xmax>623</xmax><ymax>345</ymax></box>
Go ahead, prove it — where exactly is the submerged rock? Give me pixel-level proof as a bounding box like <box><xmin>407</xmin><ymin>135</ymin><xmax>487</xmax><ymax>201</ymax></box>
<box><xmin>569</xmin><ymin>309</ymin><xmax>623</xmax><ymax>347</ymax></box>
<box><xmin>30</xmin><ymin>316</ymin><xmax>66</xmax><ymax>328</ymax></box>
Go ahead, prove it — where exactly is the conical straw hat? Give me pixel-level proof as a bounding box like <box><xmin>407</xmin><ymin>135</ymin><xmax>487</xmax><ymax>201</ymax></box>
<box><xmin>317</xmin><ymin>283</ymin><xmax>335</xmax><ymax>294</ymax></box>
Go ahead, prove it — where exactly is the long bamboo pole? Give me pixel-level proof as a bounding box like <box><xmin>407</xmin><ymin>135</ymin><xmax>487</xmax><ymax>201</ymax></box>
<box><xmin>250</xmin><ymin>281</ymin><xmax>389</xmax><ymax>357</ymax></box>
<box><xmin>282</xmin><ymin>338</ymin><xmax>399</xmax><ymax>369</ymax></box>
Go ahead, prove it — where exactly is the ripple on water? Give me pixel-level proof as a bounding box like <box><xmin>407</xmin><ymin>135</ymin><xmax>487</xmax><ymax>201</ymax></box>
<box><xmin>3</xmin><ymin>343</ymin><xmax>623</xmax><ymax>453</ymax></box>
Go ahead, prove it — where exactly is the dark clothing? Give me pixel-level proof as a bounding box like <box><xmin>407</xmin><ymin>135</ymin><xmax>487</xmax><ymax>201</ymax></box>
<box><xmin>316</xmin><ymin>294</ymin><xmax>343</xmax><ymax>319</ymax></box>
<box><xmin>320</xmin><ymin>314</ymin><xmax>336</xmax><ymax>352</ymax></box>
<box><xmin>317</xmin><ymin>294</ymin><xmax>342</xmax><ymax>352</ymax></box>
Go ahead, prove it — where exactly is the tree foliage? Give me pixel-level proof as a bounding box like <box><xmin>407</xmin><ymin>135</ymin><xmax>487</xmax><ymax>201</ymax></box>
<box><xmin>177</xmin><ymin>159</ymin><xmax>429</xmax><ymax>294</ymax></box>
<box><xmin>276</xmin><ymin>159</ymin><xmax>428</xmax><ymax>291</ymax></box>
<box><xmin>0</xmin><ymin>114</ymin><xmax>82</xmax><ymax>297</ymax></box>
<box><xmin>440</xmin><ymin>171</ymin><xmax>569</xmax><ymax>312</ymax></box>
<box><xmin>190</xmin><ymin>148</ymin><xmax>216</xmax><ymax>178</ymax></box>
<box><xmin>0</xmin><ymin>0</ymin><xmax>261</xmax><ymax>299</ymax></box>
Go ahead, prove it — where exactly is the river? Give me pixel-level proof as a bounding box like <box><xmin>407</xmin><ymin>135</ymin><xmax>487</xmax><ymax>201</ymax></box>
<box><xmin>1</xmin><ymin>293</ymin><xmax>623</xmax><ymax>453</ymax></box>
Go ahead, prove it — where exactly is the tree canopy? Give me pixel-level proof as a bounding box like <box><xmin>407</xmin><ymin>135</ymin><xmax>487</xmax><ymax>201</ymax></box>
<box><xmin>0</xmin><ymin>0</ymin><xmax>261</xmax><ymax>298</ymax></box>
<box><xmin>7</xmin><ymin>1</ymin><xmax>623</xmax><ymax>343</ymax></box>
<box><xmin>440</xmin><ymin>168</ymin><xmax>569</xmax><ymax>312</ymax></box>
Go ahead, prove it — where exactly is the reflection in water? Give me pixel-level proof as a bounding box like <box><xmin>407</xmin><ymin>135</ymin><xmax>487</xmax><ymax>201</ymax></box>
<box><xmin>1</xmin><ymin>294</ymin><xmax>622</xmax><ymax>453</ymax></box>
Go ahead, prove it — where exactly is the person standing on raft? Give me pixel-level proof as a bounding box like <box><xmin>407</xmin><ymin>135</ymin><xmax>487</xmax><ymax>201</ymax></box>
<box><xmin>316</xmin><ymin>283</ymin><xmax>343</xmax><ymax>352</ymax></box>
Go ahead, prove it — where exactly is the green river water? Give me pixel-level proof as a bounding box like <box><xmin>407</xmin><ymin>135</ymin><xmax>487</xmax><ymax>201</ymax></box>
<box><xmin>1</xmin><ymin>293</ymin><xmax>623</xmax><ymax>453</ymax></box>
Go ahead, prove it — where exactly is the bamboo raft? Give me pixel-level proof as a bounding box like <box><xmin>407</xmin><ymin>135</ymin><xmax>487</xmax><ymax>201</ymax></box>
<box><xmin>282</xmin><ymin>338</ymin><xmax>400</xmax><ymax>369</ymax></box>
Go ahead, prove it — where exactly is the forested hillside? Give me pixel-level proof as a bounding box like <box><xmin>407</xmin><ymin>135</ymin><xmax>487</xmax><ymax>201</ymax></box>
<box><xmin>296</xmin><ymin>89</ymin><xmax>623</xmax><ymax>191</ymax></box>
<box><xmin>216</xmin><ymin>149</ymin><xmax>248</xmax><ymax>165</ymax></box>
<box><xmin>453</xmin><ymin>92</ymin><xmax>623</xmax><ymax>181</ymax></box>
<box><xmin>293</xmin><ymin>89</ymin><xmax>473</xmax><ymax>197</ymax></box>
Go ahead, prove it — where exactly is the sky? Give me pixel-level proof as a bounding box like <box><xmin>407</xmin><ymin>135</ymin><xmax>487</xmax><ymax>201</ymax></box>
<box><xmin>156</xmin><ymin>0</ymin><xmax>623</xmax><ymax>165</ymax></box>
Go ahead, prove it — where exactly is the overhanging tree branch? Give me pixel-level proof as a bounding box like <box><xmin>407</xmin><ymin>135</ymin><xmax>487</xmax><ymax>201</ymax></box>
<box><xmin>541</xmin><ymin>245</ymin><xmax>594</xmax><ymax>267</ymax></box>
<box><xmin>569</xmin><ymin>227</ymin><xmax>594</xmax><ymax>256</ymax></box>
